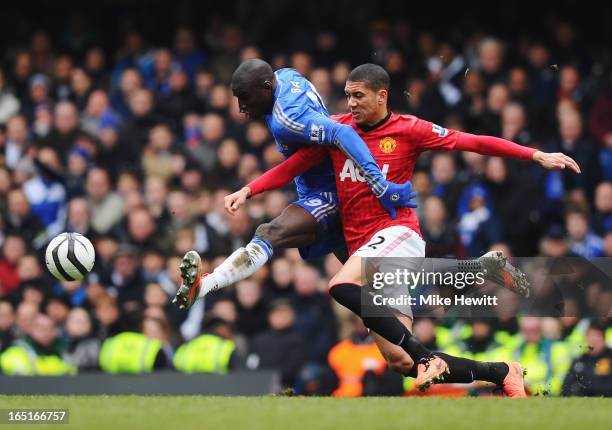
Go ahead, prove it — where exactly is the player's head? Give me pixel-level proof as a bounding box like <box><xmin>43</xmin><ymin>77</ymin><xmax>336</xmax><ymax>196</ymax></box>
<box><xmin>345</xmin><ymin>63</ymin><xmax>390</xmax><ymax>126</ymax></box>
<box><xmin>231</xmin><ymin>59</ymin><xmax>275</xmax><ymax>120</ymax></box>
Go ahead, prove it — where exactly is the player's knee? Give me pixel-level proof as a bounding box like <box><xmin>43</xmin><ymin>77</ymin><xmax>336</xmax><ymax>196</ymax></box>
<box><xmin>329</xmin><ymin>271</ymin><xmax>360</xmax><ymax>290</ymax></box>
<box><xmin>254</xmin><ymin>221</ymin><xmax>284</xmax><ymax>246</ymax></box>
<box><xmin>387</xmin><ymin>352</ymin><xmax>414</xmax><ymax>376</ymax></box>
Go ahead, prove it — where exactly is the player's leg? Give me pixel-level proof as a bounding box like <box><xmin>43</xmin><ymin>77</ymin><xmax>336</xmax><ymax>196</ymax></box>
<box><xmin>329</xmin><ymin>226</ymin><xmax>527</xmax><ymax>395</ymax></box>
<box><xmin>173</xmin><ymin>204</ymin><xmax>318</xmax><ymax>310</ymax></box>
<box><xmin>328</xmin><ymin>252</ymin><xmax>435</xmax><ymax>372</ymax></box>
<box><xmin>363</xmin><ymin>299</ymin><xmax>524</xmax><ymax>396</ymax></box>
<box><xmin>370</xmin><ymin>312</ymin><xmax>415</xmax><ymax>375</ymax></box>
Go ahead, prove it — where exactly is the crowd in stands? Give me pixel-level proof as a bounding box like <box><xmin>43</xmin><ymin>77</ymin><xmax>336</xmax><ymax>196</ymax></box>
<box><xmin>0</xmin><ymin>3</ymin><xmax>611</xmax><ymax>396</ymax></box>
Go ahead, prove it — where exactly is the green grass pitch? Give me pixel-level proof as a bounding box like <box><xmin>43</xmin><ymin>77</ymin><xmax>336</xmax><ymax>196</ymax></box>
<box><xmin>0</xmin><ymin>396</ymin><xmax>610</xmax><ymax>430</ymax></box>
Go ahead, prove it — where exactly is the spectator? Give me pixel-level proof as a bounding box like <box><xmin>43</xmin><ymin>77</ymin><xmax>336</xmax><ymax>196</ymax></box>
<box><xmin>4</xmin><ymin>188</ymin><xmax>46</xmax><ymax>248</ymax></box>
<box><xmin>173</xmin><ymin>27</ymin><xmax>206</xmax><ymax>83</ymax></box>
<box><xmin>174</xmin><ymin>315</ymin><xmax>239</xmax><ymax>374</ymax></box>
<box><xmin>292</xmin><ymin>265</ymin><xmax>338</xmax><ymax>364</ymax></box>
<box><xmin>266</xmin><ymin>257</ymin><xmax>295</xmax><ymax>301</ymax></box>
<box><xmin>22</xmin><ymin>74</ymin><xmax>53</xmax><ymax>122</ymax></box>
<box><xmin>126</xmin><ymin>207</ymin><xmax>168</xmax><ymax>253</ymax></box>
<box><xmin>491</xmin><ymin>317</ymin><xmax>571</xmax><ymax>395</ymax></box>
<box><xmin>64</xmin><ymin>307</ymin><xmax>100</xmax><ymax>371</ymax></box>
<box><xmin>142</xmin><ymin>124</ymin><xmax>174</xmax><ymax>180</ymax></box>
<box><xmin>104</xmin><ymin>244</ymin><xmax>146</xmax><ymax>311</ymax></box>
<box><xmin>80</xmin><ymin>90</ymin><xmax>112</xmax><ymax>135</ymax></box>
<box><xmin>39</xmin><ymin>101</ymin><xmax>81</xmax><ymax>164</ymax></box>
<box><xmin>233</xmin><ymin>278</ymin><xmax>268</xmax><ymax>338</ymax></box>
<box><xmin>328</xmin><ymin>316</ymin><xmax>403</xmax><ymax>397</ymax></box>
<box><xmin>427</xmin><ymin>42</ymin><xmax>465</xmax><ymax>107</ymax></box>
<box><xmin>565</xmin><ymin>210</ymin><xmax>604</xmax><ymax>258</ymax></box>
<box><xmin>421</xmin><ymin>195</ymin><xmax>460</xmax><ymax>257</ymax></box>
<box><xmin>247</xmin><ymin>299</ymin><xmax>306</xmax><ymax>387</ymax></box>
<box><xmin>13</xmin><ymin>301</ymin><xmax>38</xmax><ymax>339</ymax></box>
<box><xmin>480</xmin><ymin>83</ymin><xmax>509</xmax><ymax>136</ymax></box>
<box><xmin>150</xmin><ymin>48</ymin><xmax>174</xmax><ymax>95</ymax></box>
<box><xmin>83</xmin><ymin>46</ymin><xmax>109</xmax><ymax>88</ymax></box>
<box><xmin>0</xmin><ymin>301</ymin><xmax>15</xmax><ymax>352</ymax></box>
<box><xmin>69</xmin><ymin>68</ymin><xmax>93</xmax><ymax>111</ymax></box>
<box><xmin>430</xmin><ymin>152</ymin><xmax>463</xmax><ymax>218</ymax></box>
<box><xmin>484</xmin><ymin>156</ymin><xmax>540</xmax><ymax>255</ymax></box>
<box><xmin>111</xmin><ymin>68</ymin><xmax>143</xmax><ymax>119</ymax></box>
<box><xmin>0</xmin><ymin>70</ymin><xmax>20</xmax><ymax>124</ymax></box>
<box><xmin>592</xmin><ymin>182</ymin><xmax>612</xmax><ymax>236</ymax></box>
<box><xmin>0</xmin><ymin>235</ymin><xmax>27</xmax><ymax>298</ymax></box>
<box><xmin>50</xmin><ymin>55</ymin><xmax>74</xmax><ymax>101</ymax></box>
<box><xmin>4</xmin><ymin>114</ymin><xmax>32</xmax><ymax>171</ymax></box>
<box><xmin>548</xmin><ymin>107</ymin><xmax>600</xmax><ymax>197</ymax></box>
<box><xmin>85</xmin><ymin>167</ymin><xmax>124</xmax><ymax>234</ymax></box>
<box><xmin>0</xmin><ymin>313</ymin><xmax>75</xmax><ymax>375</ymax></box>
<box><xmin>93</xmin><ymin>295</ymin><xmax>121</xmax><ymax>339</ymax></box>
<box><xmin>563</xmin><ymin>323</ymin><xmax>612</xmax><ymax>397</ymax></box>
<box><xmin>119</xmin><ymin>88</ymin><xmax>160</xmax><ymax>151</ymax></box>
<box><xmin>23</xmin><ymin>147</ymin><xmax>67</xmax><ymax>239</ymax></box>
<box><xmin>156</xmin><ymin>65</ymin><xmax>198</xmax><ymax>128</ymax></box>
<box><xmin>142</xmin><ymin>314</ymin><xmax>175</xmax><ymax>367</ymax></box>
<box><xmin>476</xmin><ymin>37</ymin><xmax>506</xmax><ymax>86</ymax></box>
<box><xmin>457</xmin><ymin>184</ymin><xmax>501</xmax><ymax>256</ymax></box>
<box><xmin>189</xmin><ymin>113</ymin><xmax>225</xmax><ymax>170</ymax></box>
<box><xmin>65</xmin><ymin>147</ymin><xmax>90</xmax><ymax>198</ymax></box>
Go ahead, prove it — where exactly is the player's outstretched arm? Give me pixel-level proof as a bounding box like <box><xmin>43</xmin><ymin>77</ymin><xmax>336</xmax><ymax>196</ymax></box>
<box><xmin>414</xmin><ymin>119</ymin><xmax>580</xmax><ymax>174</ymax></box>
<box><xmin>224</xmin><ymin>146</ymin><xmax>326</xmax><ymax>215</ymax></box>
<box><xmin>455</xmin><ymin>132</ymin><xmax>581</xmax><ymax>173</ymax></box>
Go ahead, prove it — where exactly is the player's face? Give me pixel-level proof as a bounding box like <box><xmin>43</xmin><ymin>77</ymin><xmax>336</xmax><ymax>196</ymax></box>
<box><xmin>345</xmin><ymin>81</ymin><xmax>385</xmax><ymax>126</ymax></box>
<box><xmin>233</xmin><ymin>83</ymin><xmax>274</xmax><ymax>120</ymax></box>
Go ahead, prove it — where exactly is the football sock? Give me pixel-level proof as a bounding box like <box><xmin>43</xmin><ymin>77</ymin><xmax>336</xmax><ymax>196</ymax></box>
<box><xmin>329</xmin><ymin>283</ymin><xmax>432</xmax><ymax>362</ymax></box>
<box><xmin>432</xmin><ymin>353</ymin><xmax>509</xmax><ymax>385</ymax></box>
<box><xmin>199</xmin><ymin>235</ymin><xmax>273</xmax><ymax>297</ymax></box>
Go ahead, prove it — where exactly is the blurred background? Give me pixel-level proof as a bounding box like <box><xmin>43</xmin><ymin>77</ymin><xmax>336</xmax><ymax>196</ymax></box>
<box><xmin>0</xmin><ymin>0</ymin><xmax>611</xmax><ymax>397</ymax></box>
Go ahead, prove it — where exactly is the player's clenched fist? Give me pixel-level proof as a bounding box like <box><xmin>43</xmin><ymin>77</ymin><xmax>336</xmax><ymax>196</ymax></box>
<box><xmin>378</xmin><ymin>180</ymin><xmax>418</xmax><ymax>220</ymax></box>
<box><xmin>224</xmin><ymin>186</ymin><xmax>251</xmax><ymax>215</ymax></box>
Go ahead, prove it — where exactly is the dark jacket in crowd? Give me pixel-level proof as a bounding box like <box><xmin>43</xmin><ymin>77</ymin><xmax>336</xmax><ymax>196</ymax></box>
<box><xmin>248</xmin><ymin>328</ymin><xmax>306</xmax><ymax>387</ymax></box>
<box><xmin>563</xmin><ymin>347</ymin><xmax>612</xmax><ymax>397</ymax></box>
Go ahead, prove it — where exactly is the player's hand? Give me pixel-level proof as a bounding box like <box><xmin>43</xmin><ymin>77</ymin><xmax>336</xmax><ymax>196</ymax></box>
<box><xmin>224</xmin><ymin>187</ymin><xmax>251</xmax><ymax>215</ymax></box>
<box><xmin>533</xmin><ymin>151</ymin><xmax>581</xmax><ymax>173</ymax></box>
<box><xmin>378</xmin><ymin>180</ymin><xmax>418</xmax><ymax>219</ymax></box>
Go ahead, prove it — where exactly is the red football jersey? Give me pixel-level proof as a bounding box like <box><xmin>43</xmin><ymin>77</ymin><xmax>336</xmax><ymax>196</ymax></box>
<box><xmin>329</xmin><ymin>112</ymin><xmax>460</xmax><ymax>254</ymax></box>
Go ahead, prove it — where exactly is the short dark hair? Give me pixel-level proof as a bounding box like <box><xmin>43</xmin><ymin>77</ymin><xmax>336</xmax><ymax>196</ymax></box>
<box><xmin>588</xmin><ymin>322</ymin><xmax>607</xmax><ymax>335</ymax></box>
<box><xmin>231</xmin><ymin>59</ymin><xmax>274</xmax><ymax>93</ymax></box>
<box><xmin>347</xmin><ymin>63</ymin><xmax>390</xmax><ymax>91</ymax></box>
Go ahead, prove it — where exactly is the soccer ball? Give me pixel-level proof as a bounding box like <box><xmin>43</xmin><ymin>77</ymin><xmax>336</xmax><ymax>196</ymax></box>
<box><xmin>45</xmin><ymin>232</ymin><xmax>95</xmax><ymax>281</ymax></box>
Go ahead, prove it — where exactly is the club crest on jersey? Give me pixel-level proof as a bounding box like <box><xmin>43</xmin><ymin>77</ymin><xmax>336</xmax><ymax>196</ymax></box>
<box><xmin>432</xmin><ymin>123</ymin><xmax>448</xmax><ymax>137</ymax></box>
<box><xmin>379</xmin><ymin>137</ymin><xmax>397</xmax><ymax>153</ymax></box>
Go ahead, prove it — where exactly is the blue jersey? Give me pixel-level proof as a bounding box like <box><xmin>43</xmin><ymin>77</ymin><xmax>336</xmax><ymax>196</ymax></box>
<box><xmin>265</xmin><ymin>68</ymin><xmax>338</xmax><ymax>198</ymax></box>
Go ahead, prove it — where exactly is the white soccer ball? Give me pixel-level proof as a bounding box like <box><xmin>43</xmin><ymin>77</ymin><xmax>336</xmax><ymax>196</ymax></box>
<box><xmin>45</xmin><ymin>232</ymin><xmax>95</xmax><ymax>281</ymax></box>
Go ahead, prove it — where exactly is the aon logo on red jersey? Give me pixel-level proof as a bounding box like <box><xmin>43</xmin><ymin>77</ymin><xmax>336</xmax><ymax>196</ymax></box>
<box><xmin>339</xmin><ymin>159</ymin><xmax>389</xmax><ymax>182</ymax></box>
